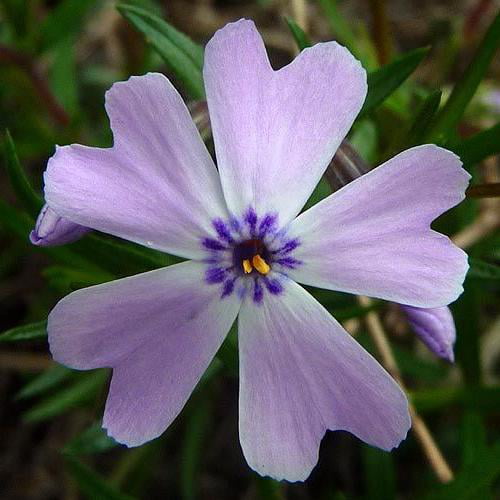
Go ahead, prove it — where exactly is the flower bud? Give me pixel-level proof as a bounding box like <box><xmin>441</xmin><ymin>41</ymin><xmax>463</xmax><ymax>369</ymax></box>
<box><xmin>30</xmin><ymin>204</ymin><xmax>90</xmax><ymax>246</ymax></box>
<box><xmin>400</xmin><ymin>305</ymin><xmax>456</xmax><ymax>362</ymax></box>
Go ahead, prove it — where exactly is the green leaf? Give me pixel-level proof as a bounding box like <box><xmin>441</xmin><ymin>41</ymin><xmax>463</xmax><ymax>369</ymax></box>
<box><xmin>392</xmin><ymin>345</ymin><xmax>448</xmax><ymax>383</ymax></box>
<box><xmin>425</xmin><ymin>441</ymin><xmax>500</xmax><ymax>500</ymax></box>
<box><xmin>49</xmin><ymin>37</ymin><xmax>79</xmax><ymax>116</ymax></box>
<box><xmin>467</xmin><ymin>257</ymin><xmax>500</xmax><ymax>280</ymax></box>
<box><xmin>406</xmin><ymin>90</ymin><xmax>442</xmax><ymax>146</ymax></box>
<box><xmin>349</xmin><ymin>119</ymin><xmax>378</xmax><ymax>163</ymax></box>
<box><xmin>284</xmin><ymin>17</ymin><xmax>311</xmax><ymax>50</ymax></box>
<box><xmin>3</xmin><ymin>130</ymin><xmax>43</xmax><ymax>217</ymax></box>
<box><xmin>181</xmin><ymin>395</ymin><xmax>212</xmax><ymax>500</ymax></box>
<box><xmin>452</xmin><ymin>282</ymin><xmax>481</xmax><ymax>386</ymax></box>
<box><xmin>43</xmin><ymin>265</ymin><xmax>113</xmax><ymax>292</ymax></box>
<box><xmin>0</xmin><ymin>0</ymin><xmax>31</xmax><ymax>38</ymax></box>
<box><xmin>460</xmin><ymin>412</ymin><xmax>492</xmax><ymax>498</ymax></box>
<box><xmin>39</xmin><ymin>0</ymin><xmax>100</xmax><ymax>52</ymax></box>
<box><xmin>360</xmin><ymin>47</ymin><xmax>430</xmax><ymax>117</ymax></box>
<box><xmin>317</xmin><ymin>0</ymin><xmax>377</xmax><ymax>69</ymax></box>
<box><xmin>426</xmin><ymin>11</ymin><xmax>500</xmax><ymax>142</ymax></box>
<box><xmin>24</xmin><ymin>369</ymin><xmax>108</xmax><ymax>422</ymax></box>
<box><xmin>453</xmin><ymin>123</ymin><xmax>500</xmax><ymax>168</ymax></box>
<box><xmin>65</xmin><ymin>455</ymin><xmax>135</xmax><ymax>500</ymax></box>
<box><xmin>65</xmin><ymin>422</ymin><xmax>119</xmax><ymax>455</ymax></box>
<box><xmin>362</xmin><ymin>446</ymin><xmax>396</xmax><ymax>500</ymax></box>
<box><xmin>461</xmin><ymin>411</ymin><xmax>488</xmax><ymax>468</ymax></box>
<box><xmin>411</xmin><ymin>385</ymin><xmax>500</xmax><ymax>414</ymax></box>
<box><xmin>0</xmin><ymin>320</ymin><xmax>47</xmax><ymax>342</ymax></box>
<box><xmin>17</xmin><ymin>364</ymin><xmax>74</xmax><ymax>400</ymax></box>
<box><xmin>117</xmin><ymin>3</ymin><xmax>205</xmax><ymax>99</ymax></box>
<box><xmin>330</xmin><ymin>302</ymin><xmax>380</xmax><ymax>321</ymax></box>
<box><xmin>70</xmin><ymin>234</ymin><xmax>180</xmax><ymax>277</ymax></box>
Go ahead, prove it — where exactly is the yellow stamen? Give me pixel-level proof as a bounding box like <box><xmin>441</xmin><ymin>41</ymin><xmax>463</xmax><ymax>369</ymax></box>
<box><xmin>242</xmin><ymin>259</ymin><xmax>253</xmax><ymax>274</ymax></box>
<box><xmin>252</xmin><ymin>254</ymin><xmax>270</xmax><ymax>275</ymax></box>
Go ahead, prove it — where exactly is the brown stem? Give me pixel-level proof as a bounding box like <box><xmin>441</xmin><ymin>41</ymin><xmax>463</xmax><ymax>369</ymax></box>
<box><xmin>368</xmin><ymin>0</ymin><xmax>393</xmax><ymax>65</ymax></box>
<box><xmin>358</xmin><ymin>296</ymin><xmax>454</xmax><ymax>483</ymax></box>
<box><xmin>466</xmin><ymin>182</ymin><xmax>500</xmax><ymax>198</ymax></box>
<box><xmin>0</xmin><ymin>45</ymin><xmax>70</xmax><ymax>127</ymax></box>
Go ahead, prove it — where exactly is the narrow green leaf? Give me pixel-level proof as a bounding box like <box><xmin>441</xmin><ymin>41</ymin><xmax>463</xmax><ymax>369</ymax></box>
<box><xmin>39</xmin><ymin>0</ymin><xmax>99</xmax><ymax>52</ymax></box>
<box><xmin>360</xmin><ymin>47</ymin><xmax>430</xmax><ymax>117</ymax></box>
<box><xmin>362</xmin><ymin>446</ymin><xmax>396</xmax><ymax>500</ymax></box>
<box><xmin>461</xmin><ymin>411</ymin><xmax>488</xmax><ymax>468</ymax></box>
<box><xmin>24</xmin><ymin>370</ymin><xmax>108</xmax><ymax>423</ymax></box>
<box><xmin>349</xmin><ymin>119</ymin><xmax>378</xmax><ymax>163</ymax></box>
<box><xmin>181</xmin><ymin>395</ymin><xmax>212</xmax><ymax>500</ymax></box>
<box><xmin>49</xmin><ymin>37</ymin><xmax>79</xmax><ymax>116</ymax></box>
<box><xmin>460</xmin><ymin>412</ymin><xmax>492</xmax><ymax>498</ymax></box>
<box><xmin>70</xmin><ymin>234</ymin><xmax>180</xmax><ymax>277</ymax></box>
<box><xmin>0</xmin><ymin>0</ymin><xmax>31</xmax><ymax>38</ymax></box>
<box><xmin>392</xmin><ymin>345</ymin><xmax>448</xmax><ymax>383</ymax></box>
<box><xmin>284</xmin><ymin>17</ymin><xmax>311</xmax><ymax>50</ymax></box>
<box><xmin>452</xmin><ymin>282</ymin><xmax>481</xmax><ymax>386</ymax></box>
<box><xmin>317</xmin><ymin>0</ymin><xmax>377</xmax><ymax>69</ymax></box>
<box><xmin>426</xmin><ymin>11</ymin><xmax>500</xmax><ymax>142</ymax></box>
<box><xmin>425</xmin><ymin>441</ymin><xmax>500</xmax><ymax>500</ymax></box>
<box><xmin>453</xmin><ymin>123</ymin><xmax>500</xmax><ymax>168</ymax></box>
<box><xmin>117</xmin><ymin>3</ymin><xmax>205</xmax><ymax>99</ymax></box>
<box><xmin>411</xmin><ymin>385</ymin><xmax>500</xmax><ymax>414</ymax></box>
<box><xmin>17</xmin><ymin>364</ymin><xmax>74</xmax><ymax>400</ymax></box>
<box><xmin>65</xmin><ymin>455</ymin><xmax>135</xmax><ymax>500</ymax></box>
<box><xmin>3</xmin><ymin>130</ymin><xmax>43</xmax><ymax>217</ymax></box>
<box><xmin>65</xmin><ymin>422</ymin><xmax>119</xmax><ymax>455</ymax></box>
<box><xmin>0</xmin><ymin>320</ymin><xmax>47</xmax><ymax>342</ymax></box>
<box><xmin>43</xmin><ymin>265</ymin><xmax>113</xmax><ymax>292</ymax></box>
<box><xmin>406</xmin><ymin>90</ymin><xmax>442</xmax><ymax>146</ymax></box>
<box><xmin>467</xmin><ymin>257</ymin><xmax>500</xmax><ymax>280</ymax></box>
<box><xmin>330</xmin><ymin>302</ymin><xmax>380</xmax><ymax>321</ymax></box>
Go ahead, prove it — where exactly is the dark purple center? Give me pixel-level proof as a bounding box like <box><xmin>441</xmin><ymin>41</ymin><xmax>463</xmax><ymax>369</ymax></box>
<box><xmin>232</xmin><ymin>238</ymin><xmax>271</xmax><ymax>274</ymax></box>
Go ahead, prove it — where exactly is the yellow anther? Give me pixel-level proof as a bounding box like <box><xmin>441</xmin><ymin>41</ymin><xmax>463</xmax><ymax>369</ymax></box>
<box><xmin>252</xmin><ymin>254</ymin><xmax>270</xmax><ymax>275</ymax></box>
<box><xmin>242</xmin><ymin>259</ymin><xmax>253</xmax><ymax>274</ymax></box>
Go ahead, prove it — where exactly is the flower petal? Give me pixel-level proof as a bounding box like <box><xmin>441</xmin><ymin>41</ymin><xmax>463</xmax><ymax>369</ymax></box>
<box><xmin>238</xmin><ymin>278</ymin><xmax>410</xmax><ymax>482</ymax></box>
<box><xmin>48</xmin><ymin>261</ymin><xmax>241</xmax><ymax>445</ymax></box>
<box><xmin>401</xmin><ymin>305</ymin><xmax>456</xmax><ymax>362</ymax></box>
<box><xmin>30</xmin><ymin>204</ymin><xmax>90</xmax><ymax>246</ymax></box>
<box><xmin>204</xmin><ymin>19</ymin><xmax>367</xmax><ymax>224</ymax></box>
<box><xmin>44</xmin><ymin>73</ymin><xmax>228</xmax><ymax>260</ymax></box>
<box><xmin>288</xmin><ymin>145</ymin><xmax>470</xmax><ymax>308</ymax></box>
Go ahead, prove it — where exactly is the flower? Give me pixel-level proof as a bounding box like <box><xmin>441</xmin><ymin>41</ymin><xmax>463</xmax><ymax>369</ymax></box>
<box><xmin>42</xmin><ymin>19</ymin><xmax>470</xmax><ymax>481</ymax></box>
<box><xmin>30</xmin><ymin>204</ymin><xmax>90</xmax><ymax>246</ymax></box>
<box><xmin>327</xmin><ymin>137</ymin><xmax>459</xmax><ymax>363</ymax></box>
<box><xmin>400</xmin><ymin>305</ymin><xmax>456</xmax><ymax>362</ymax></box>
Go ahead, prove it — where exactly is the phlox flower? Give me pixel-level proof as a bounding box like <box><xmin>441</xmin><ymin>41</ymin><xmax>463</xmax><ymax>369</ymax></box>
<box><xmin>42</xmin><ymin>20</ymin><xmax>470</xmax><ymax>481</ymax></box>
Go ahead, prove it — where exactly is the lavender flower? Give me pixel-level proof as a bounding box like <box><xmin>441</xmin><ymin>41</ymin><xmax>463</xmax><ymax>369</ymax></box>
<box><xmin>30</xmin><ymin>204</ymin><xmax>90</xmax><ymax>246</ymax></box>
<box><xmin>42</xmin><ymin>20</ymin><xmax>470</xmax><ymax>481</ymax></box>
<box><xmin>401</xmin><ymin>305</ymin><xmax>456</xmax><ymax>362</ymax></box>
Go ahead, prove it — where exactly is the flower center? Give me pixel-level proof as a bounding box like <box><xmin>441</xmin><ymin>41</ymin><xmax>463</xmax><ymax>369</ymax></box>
<box><xmin>233</xmin><ymin>239</ymin><xmax>271</xmax><ymax>275</ymax></box>
<box><xmin>201</xmin><ymin>208</ymin><xmax>302</xmax><ymax>303</ymax></box>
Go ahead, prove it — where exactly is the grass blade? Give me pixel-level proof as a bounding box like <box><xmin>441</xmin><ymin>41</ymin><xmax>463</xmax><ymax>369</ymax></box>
<box><xmin>284</xmin><ymin>17</ymin><xmax>311</xmax><ymax>50</ymax></box>
<box><xmin>426</xmin><ymin>11</ymin><xmax>500</xmax><ymax>142</ymax></box>
<box><xmin>3</xmin><ymin>130</ymin><xmax>43</xmax><ymax>217</ymax></box>
<box><xmin>118</xmin><ymin>3</ymin><xmax>204</xmax><ymax>99</ymax></box>
<box><xmin>0</xmin><ymin>320</ymin><xmax>47</xmax><ymax>342</ymax></box>
<box><xmin>361</xmin><ymin>47</ymin><xmax>430</xmax><ymax>117</ymax></box>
